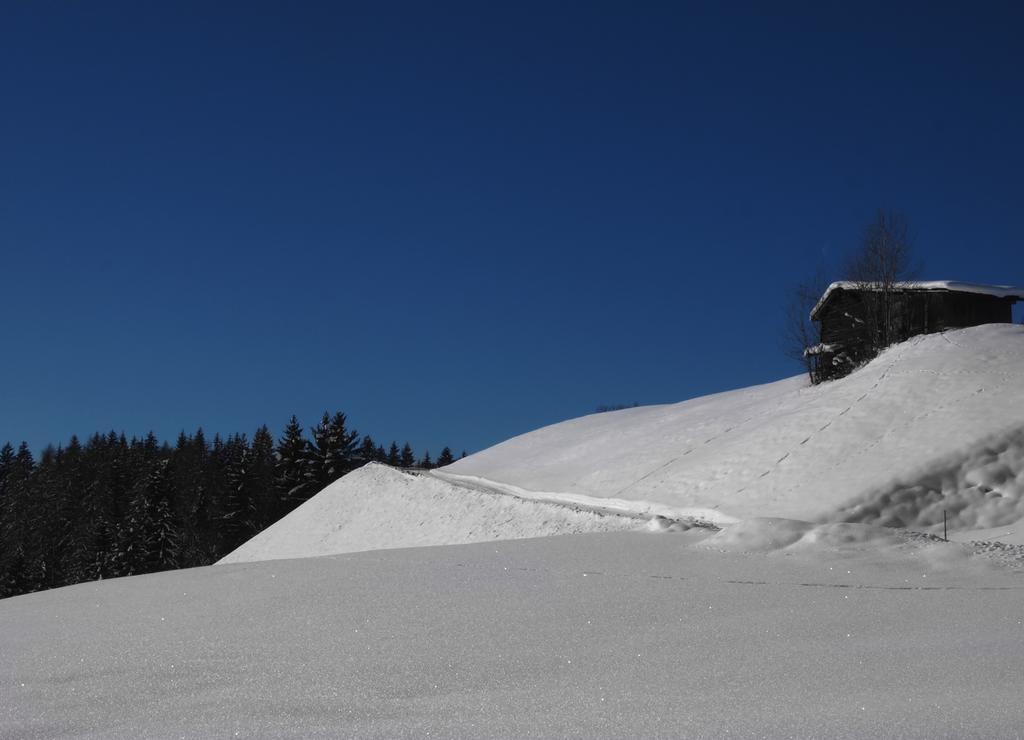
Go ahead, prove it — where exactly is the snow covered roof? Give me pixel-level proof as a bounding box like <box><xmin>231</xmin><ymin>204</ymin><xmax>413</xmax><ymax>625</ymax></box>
<box><xmin>802</xmin><ymin>343</ymin><xmax>838</xmax><ymax>358</ymax></box>
<box><xmin>810</xmin><ymin>281</ymin><xmax>1024</xmax><ymax>321</ymax></box>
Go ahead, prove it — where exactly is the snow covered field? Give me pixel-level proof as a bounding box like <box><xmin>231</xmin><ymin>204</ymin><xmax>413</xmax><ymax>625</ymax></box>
<box><xmin>4</xmin><ymin>324</ymin><xmax>1024</xmax><ymax>737</ymax></box>
<box><xmin>5</xmin><ymin>527</ymin><xmax>1024</xmax><ymax>739</ymax></box>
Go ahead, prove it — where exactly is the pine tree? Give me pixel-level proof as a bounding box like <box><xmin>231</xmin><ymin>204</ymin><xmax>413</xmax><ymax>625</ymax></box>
<box><xmin>419</xmin><ymin>450</ymin><xmax>433</xmax><ymax>469</ymax></box>
<box><xmin>0</xmin><ymin>444</ymin><xmax>14</xmax><ymax>561</ymax></box>
<box><xmin>219</xmin><ymin>434</ymin><xmax>253</xmax><ymax>554</ymax></box>
<box><xmin>0</xmin><ymin>443</ymin><xmax>37</xmax><ymax>595</ymax></box>
<box><xmin>248</xmin><ymin>425</ymin><xmax>277</xmax><ymax>531</ymax></box>
<box><xmin>436</xmin><ymin>447</ymin><xmax>455</xmax><ymax>467</ymax></box>
<box><xmin>171</xmin><ymin>429</ymin><xmax>211</xmax><ymax>567</ymax></box>
<box><xmin>399</xmin><ymin>443</ymin><xmax>415</xmax><ymax>468</ymax></box>
<box><xmin>358</xmin><ymin>435</ymin><xmax>379</xmax><ymax>467</ymax></box>
<box><xmin>57</xmin><ymin>436</ymin><xmax>92</xmax><ymax>584</ymax></box>
<box><xmin>275</xmin><ymin>416</ymin><xmax>314</xmax><ymax>508</ymax></box>
<box><xmin>121</xmin><ymin>458</ymin><xmax>180</xmax><ymax>575</ymax></box>
<box><xmin>387</xmin><ymin>442</ymin><xmax>401</xmax><ymax>467</ymax></box>
<box><xmin>146</xmin><ymin>461</ymin><xmax>181</xmax><ymax>571</ymax></box>
<box><xmin>308</xmin><ymin>412</ymin><xmax>360</xmax><ymax>492</ymax></box>
<box><xmin>29</xmin><ymin>444</ymin><xmax>69</xmax><ymax>590</ymax></box>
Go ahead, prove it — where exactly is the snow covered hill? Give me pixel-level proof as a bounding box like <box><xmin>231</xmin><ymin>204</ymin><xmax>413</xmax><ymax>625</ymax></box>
<box><xmin>225</xmin><ymin>325</ymin><xmax>1024</xmax><ymax>564</ymax></box>
<box><xmin>448</xmin><ymin>324</ymin><xmax>1024</xmax><ymax>527</ymax></box>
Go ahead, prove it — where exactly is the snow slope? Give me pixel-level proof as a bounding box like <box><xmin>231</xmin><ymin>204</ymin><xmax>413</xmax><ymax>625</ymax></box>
<box><xmin>222</xmin><ymin>325</ymin><xmax>1024</xmax><ymax>566</ymax></box>
<box><xmin>6</xmin><ymin>528</ymin><xmax>1024</xmax><ymax>739</ymax></box>
<box><xmin>447</xmin><ymin>324</ymin><xmax>1024</xmax><ymax>529</ymax></box>
<box><xmin>220</xmin><ymin>464</ymin><xmax>646</xmax><ymax>564</ymax></box>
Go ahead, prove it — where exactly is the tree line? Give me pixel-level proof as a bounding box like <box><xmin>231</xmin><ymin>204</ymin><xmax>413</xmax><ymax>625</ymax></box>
<box><xmin>0</xmin><ymin>412</ymin><xmax>460</xmax><ymax>599</ymax></box>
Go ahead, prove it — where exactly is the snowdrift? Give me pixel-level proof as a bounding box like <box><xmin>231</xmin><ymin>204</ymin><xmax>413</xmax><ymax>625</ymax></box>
<box><xmin>219</xmin><ymin>463</ymin><xmax>643</xmax><ymax>564</ymax></box>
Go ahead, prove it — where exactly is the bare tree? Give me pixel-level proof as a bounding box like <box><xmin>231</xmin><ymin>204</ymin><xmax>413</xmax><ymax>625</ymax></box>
<box><xmin>844</xmin><ymin>210</ymin><xmax>919</xmax><ymax>352</ymax></box>
<box><xmin>783</xmin><ymin>211</ymin><xmax>920</xmax><ymax>382</ymax></box>
<box><xmin>782</xmin><ymin>266</ymin><xmax>829</xmax><ymax>379</ymax></box>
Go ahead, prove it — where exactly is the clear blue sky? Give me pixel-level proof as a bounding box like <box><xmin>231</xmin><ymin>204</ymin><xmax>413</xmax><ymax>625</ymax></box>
<box><xmin>2</xmin><ymin>1</ymin><xmax>1022</xmax><ymax>455</ymax></box>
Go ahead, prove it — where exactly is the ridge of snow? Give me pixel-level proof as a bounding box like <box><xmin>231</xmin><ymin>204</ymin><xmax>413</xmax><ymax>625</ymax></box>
<box><xmin>429</xmin><ymin>470</ymin><xmax>734</xmax><ymax>526</ymax></box>
<box><xmin>218</xmin><ymin>463</ymin><xmax>645</xmax><ymax>564</ymax></box>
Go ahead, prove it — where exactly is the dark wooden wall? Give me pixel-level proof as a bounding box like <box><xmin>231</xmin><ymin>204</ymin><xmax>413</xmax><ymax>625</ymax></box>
<box><xmin>811</xmin><ymin>289</ymin><xmax>1014</xmax><ymax>382</ymax></box>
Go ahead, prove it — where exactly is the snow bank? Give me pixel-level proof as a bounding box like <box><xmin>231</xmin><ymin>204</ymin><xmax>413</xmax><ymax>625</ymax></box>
<box><xmin>701</xmin><ymin>518</ymin><xmax>901</xmax><ymax>553</ymax></box>
<box><xmin>219</xmin><ymin>463</ymin><xmax>643</xmax><ymax>564</ymax></box>
<box><xmin>447</xmin><ymin>325</ymin><xmax>1024</xmax><ymax>530</ymax></box>
<box><xmin>832</xmin><ymin>426</ymin><xmax>1024</xmax><ymax>532</ymax></box>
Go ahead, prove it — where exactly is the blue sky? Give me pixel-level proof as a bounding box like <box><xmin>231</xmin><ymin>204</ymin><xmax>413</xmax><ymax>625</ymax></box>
<box><xmin>2</xmin><ymin>1</ymin><xmax>1022</xmax><ymax>456</ymax></box>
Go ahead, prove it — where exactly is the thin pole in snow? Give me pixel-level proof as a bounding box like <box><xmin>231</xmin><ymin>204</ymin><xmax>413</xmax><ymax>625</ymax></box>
<box><xmin>943</xmin><ymin>510</ymin><xmax>947</xmax><ymax>542</ymax></box>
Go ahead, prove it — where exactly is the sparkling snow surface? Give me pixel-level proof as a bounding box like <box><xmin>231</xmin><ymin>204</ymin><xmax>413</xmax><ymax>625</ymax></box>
<box><xmin>4</xmin><ymin>530</ymin><xmax>1024</xmax><ymax>739</ymax></box>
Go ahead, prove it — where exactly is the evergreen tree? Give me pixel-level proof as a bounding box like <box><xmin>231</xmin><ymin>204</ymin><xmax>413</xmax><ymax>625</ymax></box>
<box><xmin>387</xmin><ymin>442</ymin><xmax>401</xmax><ymax>467</ymax></box>
<box><xmin>120</xmin><ymin>458</ymin><xmax>180</xmax><ymax>576</ymax></box>
<box><xmin>358</xmin><ymin>435</ymin><xmax>379</xmax><ymax>467</ymax></box>
<box><xmin>419</xmin><ymin>450</ymin><xmax>433</xmax><ymax>469</ymax></box>
<box><xmin>57</xmin><ymin>436</ymin><xmax>92</xmax><ymax>584</ymax></box>
<box><xmin>437</xmin><ymin>447</ymin><xmax>455</xmax><ymax>467</ymax></box>
<box><xmin>0</xmin><ymin>443</ymin><xmax>37</xmax><ymax>595</ymax></box>
<box><xmin>0</xmin><ymin>442</ymin><xmax>14</xmax><ymax>578</ymax></box>
<box><xmin>219</xmin><ymin>434</ymin><xmax>253</xmax><ymax>554</ymax></box>
<box><xmin>399</xmin><ymin>443</ymin><xmax>415</xmax><ymax>468</ymax></box>
<box><xmin>248</xmin><ymin>425</ymin><xmax>277</xmax><ymax>531</ymax></box>
<box><xmin>29</xmin><ymin>444</ymin><xmax>69</xmax><ymax>590</ymax></box>
<box><xmin>307</xmin><ymin>412</ymin><xmax>359</xmax><ymax>492</ymax></box>
<box><xmin>275</xmin><ymin>416</ymin><xmax>314</xmax><ymax>508</ymax></box>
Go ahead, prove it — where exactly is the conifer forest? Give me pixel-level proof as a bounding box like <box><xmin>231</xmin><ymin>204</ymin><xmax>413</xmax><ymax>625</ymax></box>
<box><xmin>0</xmin><ymin>412</ymin><xmax>459</xmax><ymax>598</ymax></box>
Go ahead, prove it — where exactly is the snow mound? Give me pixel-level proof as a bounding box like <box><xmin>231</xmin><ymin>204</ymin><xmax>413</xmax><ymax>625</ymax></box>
<box><xmin>448</xmin><ymin>325</ymin><xmax>1024</xmax><ymax>530</ymax></box>
<box><xmin>219</xmin><ymin>463</ymin><xmax>643</xmax><ymax>564</ymax></box>
<box><xmin>701</xmin><ymin>518</ymin><xmax>902</xmax><ymax>553</ymax></box>
<box><xmin>832</xmin><ymin>426</ymin><xmax>1024</xmax><ymax>532</ymax></box>
<box><xmin>696</xmin><ymin>518</ymin><xmax>1015</xmax><ymax>572</ymax></box>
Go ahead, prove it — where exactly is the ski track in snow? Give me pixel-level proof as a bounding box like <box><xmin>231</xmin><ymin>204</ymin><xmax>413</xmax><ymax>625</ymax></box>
<box><xmin>430</xmin><ymin>470</ymin><xmax>723</xmax><ymax>528</ymax></box>
<box><xmin>740</xmin><ymin>335</ymin><xmax>919</xmax><ymax>490</ymax></box>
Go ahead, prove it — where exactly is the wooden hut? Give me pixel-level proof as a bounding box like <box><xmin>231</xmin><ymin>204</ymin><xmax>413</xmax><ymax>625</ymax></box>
<box><xmin>806</xmin><ymin>281</ymin><xmax>1021</xmax><ymax>383</ymax></box>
